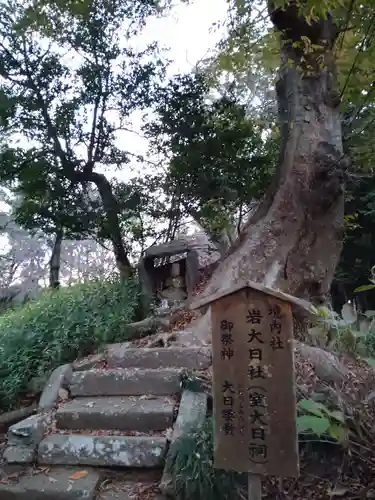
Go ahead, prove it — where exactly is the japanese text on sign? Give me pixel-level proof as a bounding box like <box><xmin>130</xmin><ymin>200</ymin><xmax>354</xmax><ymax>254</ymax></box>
<box><xmin>211</xmin><ymin>288</ymin><xmax>298</xmax><ymax>476</ymax></box>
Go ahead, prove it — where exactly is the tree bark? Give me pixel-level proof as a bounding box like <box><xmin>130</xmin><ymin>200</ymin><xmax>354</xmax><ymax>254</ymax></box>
<box><xmin>86</xmin><ymin>171</ymin><xmax>133</xmax><ymax>280</ymax></box>
<box><xmin>49</xmin><ymin>228</ymin><xmax>63</xmax><ymax>289</ymax></box>
<box><xmin>125</xmin><ymin>315</ymin><xmax>171</xmax><ymax>337</ymax></box>
<box><xmin>0</xmin><ymin>404</ymin><xmax>37</xmax><ymax>429</ymax></box>
<box><xmin>199</xmin><ymin>3</ymin><xmax>347</xmax><ymax>306</ymax></box>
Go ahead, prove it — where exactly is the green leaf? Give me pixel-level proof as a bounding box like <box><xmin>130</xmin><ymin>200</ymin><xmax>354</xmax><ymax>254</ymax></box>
<box><xmin>298</xmin><ymin>398</ymin><xmax>327</xmax><ymax>417</ymax></box>
<box><xmin>364</xmin><ymin>358</ymin><xmax>375</xmax><ymax>367</ymax></box>
<box><xmin>296</xmin><ymin>415</ymin><xmax>330</xmax><ymax>436</ymax></box>
<box><xmin>318</xmin><ymin>306</ymin><xmax>332</xmax><ymax>319</ymax></box>
<box><xmin>328</xmin><ymin>423</ymin><xmax>347</xmax><ymax>443</ymax></box>
<box><xmin>328</xmin><ymin>410</ymin><xmax>345</xmax><ymax>424</ymax></box>
<box><xmin>308</xmin><ymin>326</ymin><xmax>326</xmax><ymax>337</ymax></box>
<box><xmin>354</xmin><ymin>284</ymin><xmax>375</xmax><ymax>293</ymax></box>
<box><xmin>350</xmin><ymin>329</ymin><xmax>367</xmax><ymax>338</ymax></box>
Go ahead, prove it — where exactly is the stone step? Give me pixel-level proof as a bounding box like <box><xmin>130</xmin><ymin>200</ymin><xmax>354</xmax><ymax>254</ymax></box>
<box><xmin>0</xmin><ymin>466</ymin><xmax>101</xmax><ymax>500</ymax></box>
<box><xmin>56</xmin><ymin>396</ymin><xmax>175</xmax><ymax>432</ymax></box>
<box><xmin>106</xmin><ymin>346</ymin><xmax>211</xmax><ymax>370</ymax></box>
<box><xmin>69</xmin><ymin>368</ymin><xmax>181</xmax><ymax>397</ymax></box>
<box><xmin>38</xmin><ymin>434</ymin><xmax>167</xmax><ymax>468</ymax></box>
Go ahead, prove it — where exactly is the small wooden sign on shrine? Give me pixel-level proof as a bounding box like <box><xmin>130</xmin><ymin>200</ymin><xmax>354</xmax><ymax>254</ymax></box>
<box><xmin>191</xmin><ymin>280</ymin><xmax>316</xmax><ymax>499</ymax></box>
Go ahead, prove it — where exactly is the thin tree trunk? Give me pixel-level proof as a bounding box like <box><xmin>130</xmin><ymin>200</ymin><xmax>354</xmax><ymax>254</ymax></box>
<box><xmin>86</xmin><ymin>171</ymin><xmax>133</xmax><ymax>280</ymax></box>
<box><xmin>49</xmin><ymin>228</ymin><xmax>63</xmax><ymax>289</ymax></box>
<box><xmin>199</xmin><ymin>3</ymin><xmax>347</xmax><ymax>307</ymax></box>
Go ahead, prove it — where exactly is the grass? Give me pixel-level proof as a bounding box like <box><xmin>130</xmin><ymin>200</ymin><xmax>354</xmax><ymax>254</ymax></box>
<box><xmin>0</xmin><ymin>277</ymin><xmax>140</xmax><ymax>411</ymax></box>
<box><xmin>165</xmin><ymin>417</ymin><xmax>246</xmax><ymax>500</ymax></box>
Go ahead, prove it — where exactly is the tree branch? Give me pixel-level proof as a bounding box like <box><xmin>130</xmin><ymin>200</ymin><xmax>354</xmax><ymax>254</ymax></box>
<box><xmin>86</xmin><ymin>66</ymin><xmax>102</xmax><ymax>170</ymax></box>
<box><xmin>93</xmin><ymin>69</ymin><xmax>111</xmax><ymax>164</ymax></box>
<box><xmin>18</xmin><ymin>37</ymin><xmax>72</xmax><ymax>172</ymax></box>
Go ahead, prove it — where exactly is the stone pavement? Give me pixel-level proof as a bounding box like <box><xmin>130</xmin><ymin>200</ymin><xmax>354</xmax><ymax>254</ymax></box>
<box><xmin>0</xmin><ymin>346</ymin><xmax>210</xmax><ymax>499</ymax></box>
<box><xmin>0</xmin><ymin>466</ymin><xmax>101</xmax><ymax>500</ymax></box>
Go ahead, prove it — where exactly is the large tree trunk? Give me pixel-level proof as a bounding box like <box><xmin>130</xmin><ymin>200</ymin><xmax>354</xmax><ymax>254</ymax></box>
<box><xmin>49</xmin><ymin>228</ymin><xmax>63</xmax><ymax>289</ymax></box>
<box><xmin>198</xmin><ymin>3</ymin><xmax>346</xmax><ymax>307</ymax></box>
<box><xmin>87</xmin><ymin>172</ymin><xmax>133</xmax><ymax>280</ymax></box>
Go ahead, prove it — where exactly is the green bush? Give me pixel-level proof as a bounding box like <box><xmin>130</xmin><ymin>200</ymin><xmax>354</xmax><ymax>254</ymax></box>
<box><xmin>0</xmin><ymin>277</ymin><xmax>140</xmax><ymax>411</ymax></box>
<box><xmin>166</xmin><ymin>418</ymin><xmax>245</xmax><ymax>500</ymax></box>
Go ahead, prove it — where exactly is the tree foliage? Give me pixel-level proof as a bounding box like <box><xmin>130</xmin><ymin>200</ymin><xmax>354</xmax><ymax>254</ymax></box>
<box><xmin>145</xmin><ymin>73</ymin><xmax>277</xmax><ymax>250</ymax></box>
<box><xmin>210</xmin><ymin>1</ymin><xmax>375</xmax><ymax>163</ymax></box>
<box><xmin>336</xmin><ymin>174</ymin><xmax>375</xmax><ymax>289</ymax></box>
<box><xmin>0</xmin><ymin>0</ymin><xmax>166</xmax><ymax>278</ymax></box>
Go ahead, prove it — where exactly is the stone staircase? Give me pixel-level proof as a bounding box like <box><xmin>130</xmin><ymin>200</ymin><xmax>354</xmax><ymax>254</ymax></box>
<box><xmin>1</xmin><ymin>346</ymin><xmax>210</xmax><ymax>499</ymax></box>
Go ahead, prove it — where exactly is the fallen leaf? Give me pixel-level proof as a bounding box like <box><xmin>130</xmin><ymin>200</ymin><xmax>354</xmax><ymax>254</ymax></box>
<box><xmin>70</xmin><ymin>470</ymin><xmax>89</xmax><ymax>480</ymax></box>
<box><xmin>5</xmin><ymin>472</ymin><xmax>21</xmax><ymax>479</ymax></box>
<box><xmin>36</xmin><ymin>467</ymin><xmax>50</xmax><ymax>474</ymax></box>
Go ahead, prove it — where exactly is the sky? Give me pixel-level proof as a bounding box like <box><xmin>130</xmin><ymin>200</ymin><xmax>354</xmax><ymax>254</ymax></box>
<box><xmin>144</xmin><ymin>0</ymin><xmax>227</xmax><ymax>74</ymax></box>
<box><xmin>107</xmin><ymin>0</ymin><xmax>229</xmax><ymax>181</ymax></box>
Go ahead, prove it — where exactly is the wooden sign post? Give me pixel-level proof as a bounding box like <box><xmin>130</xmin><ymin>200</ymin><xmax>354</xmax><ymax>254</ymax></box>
<box><xmin>191</xmin><ymin>281</ymin><xmax>316</xmax><ymax>499</ymax></box>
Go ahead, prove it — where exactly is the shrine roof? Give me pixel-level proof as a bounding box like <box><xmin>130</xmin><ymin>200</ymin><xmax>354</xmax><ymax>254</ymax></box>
<box><xmin>190</xmin><ymin>279</ymin><xmax>318</xmax><ymax>317</ymax></box>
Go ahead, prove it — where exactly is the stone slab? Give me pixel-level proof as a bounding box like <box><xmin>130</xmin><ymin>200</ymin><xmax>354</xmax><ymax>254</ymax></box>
<box><xmin>72</xmin><ymin>354</ymin><xmax>106</xmax><ymax>372</ymax></box>
<box><xmin>3</xmin><ymin>446</ymin><xmax>35</xmax><ymax>464</ymax></box>
<box><xmin>106</xmin><ymin>346</ymin><xmax>211</xmax><ymax>370</ymax></box>
<box><xmin>56</xmin><ymin>396</ymin><xmax>175</xmax><ymax>432</ymax></box>
<box><xmin>69</xmin><ymin>369</ymin><xmax>181</xmax><ymax>397</ymax></box>
<box><xmin>38</xmin><ymin>434</ymin><xmax>168</xmax><ymax>468</ymax></box>
<box><xmin>39</xmin><ymin>364</ymin><xmax>73</xmax><ymax>411</ymax></box>
<box><xmin>0</xmin><ymin>466</ymin><xmax>101</xmax><ymax>500</ymax></box>
<box><xmin>160</xmin><ymin>390</ymin><xmax>207</xmax><ymax>496</ymax></box>
<box><xmin>170</xmin><ymin>390</ymin><xmax>207</xmax><ymax>440</ymax></box>
<box><xmin>8</xmin><ymin>413</ymin><xmax>50</xmax><ymax>447</ymax></box>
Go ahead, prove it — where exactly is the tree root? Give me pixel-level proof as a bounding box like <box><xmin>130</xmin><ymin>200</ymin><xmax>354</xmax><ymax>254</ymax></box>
<box><xmin>125</xmin><ymin>315</ymin><xmax>171</xmax><ymax>339</ymax></box>
<box><xmin>0</xmin><ymin>403</ymin><xmax>37</xmax><ymax>429</ymax></box>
